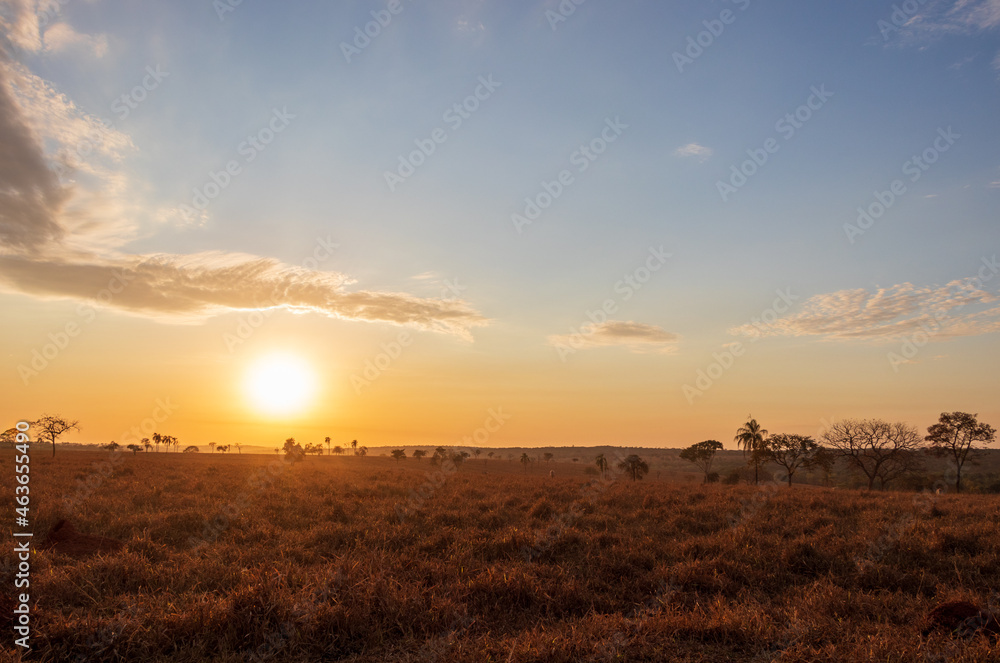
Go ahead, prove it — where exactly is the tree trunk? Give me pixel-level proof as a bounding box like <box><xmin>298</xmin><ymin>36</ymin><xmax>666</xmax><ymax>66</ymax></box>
<box><xmin>787</xmin><ymin>473</ymin><xmax>793</xmax><ymax>487</ymax></box>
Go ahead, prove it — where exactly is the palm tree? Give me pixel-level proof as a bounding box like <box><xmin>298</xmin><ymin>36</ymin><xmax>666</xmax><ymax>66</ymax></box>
<box><xmin>734</xmin><ymin>415</ymin><xmax>769</xmax><ymax>485</ymax></box>
<box><xmin>152</xmin><ymin>432</ymin><xmax>161</xmax><ymax>453</ymax></box>
<box><xmin>595</xmin><ymin>453</ymin><xmax>609</xmax><ymax>478</ymax></box>
<box><xmin>325</xmin><ymin>436</ymin><xmax>331</xmax><ymax>455</ymax></box>
<box><xmin>142</xmin><ymin>437</ymin><xmax>151</xmax><ymax>452</ymax></box>
<box><xmin>351</xmin><ymin>439</ymin><xmax>358</xmax><ymax>455</ymax></box>
<box><xmin>520</xmin><ymin>452</ymin><xmax>531</xmax><ymax>472</ymax></box>
<box><xmin>618</xmin><ymin>454</ymin><xmax>649</xmax><ymax>481</ymax></box>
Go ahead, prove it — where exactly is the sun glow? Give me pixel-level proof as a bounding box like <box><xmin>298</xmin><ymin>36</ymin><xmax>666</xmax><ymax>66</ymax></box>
<box><xmin>245</xmin><ymin>353</ymin><xmax>317</xmax><ymax>416</ymax></box>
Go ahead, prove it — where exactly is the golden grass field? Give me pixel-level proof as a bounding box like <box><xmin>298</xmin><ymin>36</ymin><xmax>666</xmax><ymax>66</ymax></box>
<box><xmin>3</xmin><ymin>449</ymin><xmax>1000</xmax><ymax>662</ymax></box>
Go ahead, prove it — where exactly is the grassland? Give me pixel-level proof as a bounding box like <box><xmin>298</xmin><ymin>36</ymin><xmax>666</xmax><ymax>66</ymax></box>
<box><xmin>2</xmin><ymin>449</ymin><xmax>1000</xmax><ymax>662</ymax></box>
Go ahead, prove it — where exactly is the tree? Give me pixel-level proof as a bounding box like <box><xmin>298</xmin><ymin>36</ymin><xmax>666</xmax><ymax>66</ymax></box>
<box><xmin>351</xmin><ymin>439</ymin><xmax>358</xmax><ymax>455</ymax></box>
<box><xmin>283</xmin><ymin>437</ymin><xmax>304</xmax><ymax>460</ymax></box>
<box><xmin>595</xmin><ymin>453</ymin><xmax>609</xmax><ymax>478</ymax></box>
<box><xmin>472</xmin><ymin>449</ymin><xmax>481</xmax><ymax>461</ymax></box>
<box><xmin>412</xmin><ymin>449</ymin><xmax>427</xmax><ymax>461</ymax></box>
<box><xmin>391</xmin><ymin>449</ymin><xmax>406</xmax><ymax>462</ymax></box>
<box><xmin>809</xmin><ymin>447</ymin><xmax>836</xmax><ymax>486</ymax></box>
<box><xmin>357</xmin><ymin>446</ymin><xmax>368</xmax><ymax>457</ymax></box>
<box><xmin>618</xmin><ymin>454</ymin><xmax>649</xmax><ymax>481</ymax></box>
<box><xmin>487</xmin><ymin>451</ymin><xmax>494</xmax><ymax>460</ymax></box>
<box><xmin>325</xmin><ymin>436</ymin><xmax>331</xmax><ymax>456</ymax></box>
<box><xmin>209</xmin><ymin>442</ymin><xmax>216</xmax><ymax>453</ymax></box>
<box><xmin>33</xmin><ymin>415</ymin><xmax>80</xmax><ymax>458</ymax></box>
<box><xmin>218</xmin><ymin>444</ymin><xmax>230</xmax><ymax>453</ymax></box>
<box><xmin>822</xmin><ymin>419</ymin><xmax>924</xmax><ymax>490</ymax></box>
<box><xmin>333</xmin><ymin>445</ymin><xmax>343</xmax><ymax>455</ymax></box>
<box><xmin>183</xmin><ymin>445</ymin><xmax>199</xmax><ymax>453</ymax></box>
<box><xmin>235</xmin><ymin>442</ymin><xmax>243</xmax><ymax>455</ymax></box>
<box><xmin>679</xmin><ymin>440</ymin><xmax>724</xmax><ymax>483</ymax></box>
<box><xmin>161</xmin><ymin>435</ymin><xmax>177</xmax><ymax>453</ymax></box>
<box><xmin>0</xmin><ymin>428</ymin><xmax>18</xmax><ymax>448</ymax></box>
<box><xmin>142</xmin><ymin>437</ymin><xmax>152</xmax><ymax>452</ymax></box>
<box><xmin>520</xmin><ymin>453</ymin><xmax>531</xmax><ymax>472</ymax></box>
<box><xmin>152</xmin><ymin>432</ymin><xmax>162</xmax><ymax>453</ymax></box>
<box><xmin>543</xmin><ymin>452</ymin><xmax>554</xmax><ymax>463</ymax></box>
<box><xmin>104</xmin><ymin>441</ymin><xmax>119</xmax><ymax>451</ymax></box>
<box><xmin>765</xmin><ymin>434</ymin><xmax>819</xmax><ymax>487</ymax></box>
<box><xmin>926</xmin><ymin>412</ymin><xmax>996</xmax><ymax>493</ymax></box>
<box><xmin>126</xmin><ymin>443</ymin><xmax>142</xmax><ymax>455</ymax></box>
<box><xmin>734</xmin><ymin>416</ymin><xmax>769</xmax><ymax>485</ymax></box>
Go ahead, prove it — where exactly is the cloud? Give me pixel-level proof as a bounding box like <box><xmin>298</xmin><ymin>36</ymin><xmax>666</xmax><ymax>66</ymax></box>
<box><xmin>729</xmin><ymin>277</ymin><xmax>1000</xmax><ymax>342</ymax></box>
<box><xmin>549</xmin><ymin>320</ymin><xmax>680</xmax><ymax>354</ymax></box>
<box><xmin>43</xmin><ymin>22</ymin><xmax>108</xmax><ymax>58</ymax></box>
<box><xmin>0</xmin><ymin>9</ymin><xmax>489</xmax><ymax>340</ymax></box>
<box><xmin>673</xmin><ymin>143</ymin><xmax>713</xmax><ymax>161</ymax></box>
<box><xmin>0</xmin><ymin>252</ymin><xmax>489</xmax><ymax>338</ymax></box>
<box><xmin>883</xmin><ymin>0</ymin><xmax>1000</xmax><ymax>42</ymax></box>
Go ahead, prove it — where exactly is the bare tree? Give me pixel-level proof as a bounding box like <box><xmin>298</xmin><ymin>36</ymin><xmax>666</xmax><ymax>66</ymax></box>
<box><xmin>926</xmin><ymin>412</ymin><xmax>996</xmax><ymax>493</ymax></box>
<box><xmin>33</xmin><ymin>415</ymin><xmax>80</xmax><ymax>458</ymax></box>
<box><xmin>822</xmin><ymin>419</ymin><xmax>924</xmax><ymax>490</ymax></box>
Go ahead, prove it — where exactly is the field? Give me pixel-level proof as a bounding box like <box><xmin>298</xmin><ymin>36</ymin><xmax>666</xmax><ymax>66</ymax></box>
<box><xmin>3</xmin><ymin>449</ymin><xmax>1000</xmax><ymax>662</ymax></box>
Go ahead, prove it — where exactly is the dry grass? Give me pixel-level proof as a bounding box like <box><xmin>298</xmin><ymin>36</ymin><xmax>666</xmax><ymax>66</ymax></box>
<box><xmin>2</xmin><ymin>450</ymin><xmax>999</xmax><ymax>662</ymax></box>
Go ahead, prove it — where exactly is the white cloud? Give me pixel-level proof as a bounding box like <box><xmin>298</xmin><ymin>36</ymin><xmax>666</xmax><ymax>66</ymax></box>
<box><xmin>729</xmin><ymin>277</ymin><xmax>1000</xmax><ymax>342</ymax></box>
<box><xmin>43</xmin><ymin>22</ymin><xmax>108</xmax><ymax>58</ymax></box>
<box><xmin>673</xmin><ymin>143</ymin><xmax>713</xmax><ymax>161</ymax></box>
<box><xmin>549</xmin><ymin>320</ymin><xmax>680</xmax><ymax>354</ymax></box>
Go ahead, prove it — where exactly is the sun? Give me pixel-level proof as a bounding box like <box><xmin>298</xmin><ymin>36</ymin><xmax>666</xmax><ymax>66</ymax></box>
<box><xmin>245</xmin><ymin>353</ymin><xmax>317</xmax><ymax>416</ymax></box>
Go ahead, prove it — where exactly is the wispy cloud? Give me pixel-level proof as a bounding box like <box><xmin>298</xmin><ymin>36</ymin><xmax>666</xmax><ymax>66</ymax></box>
<box><xmin>43</xmin><ymin>22</ymin><xmax>108</xmax><ymax>57</ymax></box>
<box><xmin>884</xmin><ymin>0</ymin><xmax>1000</xmax><ymax>42</ymax></box>
<box><xmin>729</xmin><ymin>277</ymin><xmax>1000</xmax><ymax>342</ymax></box>
<box><xmin>0</xmin><ymin>3</ymin><xmax>489</xmax><ymax>340</ymax></box>
<box><xmin>673</xmin><ymin>142</ymin><xmax>713</xmax><ymax>161</ymax></box>
<box><xmin>549</xmin><ymin>321</ymin><xmax>680</xmax><ymax>354</ymax></box>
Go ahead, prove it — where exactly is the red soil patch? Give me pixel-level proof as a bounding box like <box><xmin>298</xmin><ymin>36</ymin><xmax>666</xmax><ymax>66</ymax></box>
<box><xmin>40</xmin><ymin>519</ymin><xmax>124</xmax><ymax>558</ymax></box>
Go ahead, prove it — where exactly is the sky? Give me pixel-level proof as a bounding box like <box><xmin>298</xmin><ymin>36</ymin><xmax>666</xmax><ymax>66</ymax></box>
<box><xmin>1</xmin><ymin>0</ymin><xmax>999</xmax><ymax>451</ymax></box>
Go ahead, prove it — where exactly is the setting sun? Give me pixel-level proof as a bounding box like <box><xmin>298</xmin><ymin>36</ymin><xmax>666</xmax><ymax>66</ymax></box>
<box><xmin>244</xmin><ymin>354</ymin><xmax>317</xmax><ymax>416</ymax></box>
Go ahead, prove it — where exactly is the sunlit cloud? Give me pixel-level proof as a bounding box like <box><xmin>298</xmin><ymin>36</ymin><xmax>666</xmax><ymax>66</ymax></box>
<box><xmin>729</xmin><ymin>278</ymin><xmax>1000</xmax><ymax>342</ymax></box>
<box><xmin>549</xmin><ymin>320</ymin><xmax>680</xmax><ymax>354</ymax></box>
<box><xmin>43</xmin><ymin>22</ymin><xmax>108</xmax><ymax>58</ymax></box>
<box><xmin>0</xmin><ymin>3</ymin><xmax>489</xmax><ymax>340</ymax></box>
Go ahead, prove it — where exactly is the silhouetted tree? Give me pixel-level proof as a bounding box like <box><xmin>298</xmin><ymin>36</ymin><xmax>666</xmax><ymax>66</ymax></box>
<box><xmin>618</xmin><ymin>454</ymin><xmax>649</xmax><ymax>481</ymax></box>
<box><xmin>822</xmin><ymin>419</ymin><xmax>924</xmax><ymax>490</ymax></box>
<box><xmin>391</xmin><ymin>449</ymin><xmax>406</xmax><ymax>462</ymax></box>
<box><xmin>325</xmin><ymin>436</ymin><xmax>331</xmax><ymax>456</ymax></box>
<box><xmin>351</xmin><ymin>439</ymin><xmax>358</xmax><ymax>455</ymax></box>
<box><xmin>126</xmin><ymin>443</ymin><xmax>142</xmax><ymax>455</ymax></box>
<box><xmin>520</xmin><ymin>452</ymin><xmax>531</xmax><ymax>472</ymax></box>
<box><xmin>33</xmin><ymin>415</ymin><xmax>80</xmax><ymax>458</ymax></box>
<box><xmin>183</xmin><ymin>445</ymin><xmax>199</xmax><ymax>453</ymax></box>
<box><xmin>765</xmin><ymin>434</ymin><xmax>819</xmax><ymax>487</ymax></box>
<box><xmin>142</xmin><ymin>437</ymin><xmax>152</xmax><ymax>452</ymax></box>
<box><xmin>235</xmin><ymin>442</ymin><xmax>243</xmax><ymax>455</ymax></box>
<box><xmin>595</xmin><ymin>453</ymin><xmax>609</xmax><ymax>478</ymax></box>
<box><xmin>283</xmin><ymin>437</ymin><xmax>304</xmax><ymax>460</ymax></box>
<box><xmin>412</xmin><ymin>449</ymin><xmax>427</xmax><ymax>461</ymax></box>
<box><xmin>543</xmin><ymin>452</ymin><xmax>554</xmax><ymax>463</ymax></box>
<box><xmin>357</xmin><ymin>446</ymin><xmax>368</xmax><ymax>457</ymax></box>
<box><xmin>152</xmin><ymin>432</ymin><xmax>162</xmax><ymax>453</ymax></box>
<box><xmin>679</xmin><ymin>440</ymin><xmax>724</xmax><ymax>483</ymax></box>
<box><xmin>734</xmin><ymin>416</ymin><xmax>769</xmax><ymax>485</ymax></box>
<box><xmin>209</xmin><ymin>442</ymin><xmax>216</xmax><ymax>453</ymax></box>
<box><xmin>809</xmin><ymin>447</ymin><xmax>836</xmax><ymax>486</ymax></box>
<box><xmin>925</xmin><ymin>412</ymin><xmax>996</xmax><ymax>493</ymax></box>
<box><xmin>104</xmin><ymin>441</ymin><xmax>119</xmax><ymax>451</ymax></box>
<box><xmin>333</xmin><ymin>445</ymin><xmax>343</xmax><ymax>455</ymax></box>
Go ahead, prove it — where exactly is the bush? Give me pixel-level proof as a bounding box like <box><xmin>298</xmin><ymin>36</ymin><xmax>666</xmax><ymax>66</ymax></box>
<box><xmin>706</xmin><ymin>472</ymin><xmax>720</xmax><ymax>484</ymax></box>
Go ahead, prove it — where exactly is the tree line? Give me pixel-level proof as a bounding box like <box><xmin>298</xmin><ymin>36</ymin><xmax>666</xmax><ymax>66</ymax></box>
<box><xmin>680</xmin><ymin>412</ymin><xmax>995</xmax><ymax>493</ymax></box>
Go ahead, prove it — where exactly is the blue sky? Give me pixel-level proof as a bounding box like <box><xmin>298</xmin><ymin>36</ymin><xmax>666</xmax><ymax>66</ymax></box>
<box><xmin>1</xmin><ymin>0</ymin><xmax>999</xmax><ymax>447</ymax></box>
